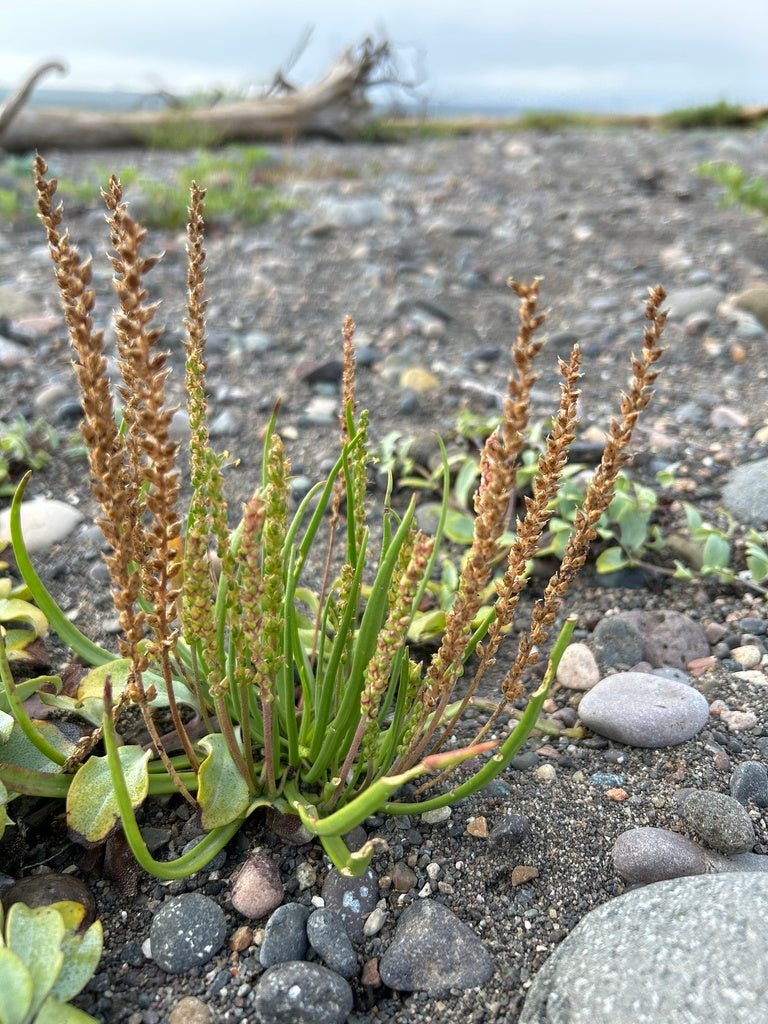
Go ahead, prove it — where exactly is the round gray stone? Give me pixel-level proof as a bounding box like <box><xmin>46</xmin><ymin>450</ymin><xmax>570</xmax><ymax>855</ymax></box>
<box><xmin>254</xmin><ymin>961</ymin><xmax>353</xmax><ymax>1024</ymax></box>
<box><xmin>320</xmin><ymin>866</ymin><xmax>378</xmax><ymax>942</ymax></box>
<box><xmin>612</xmin><ymin>826</ymin><xmax>710</xmax><ymax>884</ymax></box>
<box><xmin>519</xmin><ymin>873</ymin><xmax>768</xmax><ymax>1024</ymax></box>
<box><xmin>682</xmin><ymin>790</ymin><xmax>756</xmax><ymax>855</ymax></box>
<box><xmin>306</xmin><ymin>908</ymin><xmax>357</xmax><ymax>978</ymax></box>
<box><xmin>722</xmin><ymin>458</ymin><xmax>768</xmax><ymax>528</ymax></box>
<box><xmin>149</xmin><ymin>893</ymin><xmax>226</xmax><ymax>974</ymax></box>
<box><xmin>578</xmin><ymin>671</ymin><xmax>710</xmax><ymax>747</ymax></box>
<box><xmin>379</xmin><ymin>898</ymin><xmax>493</xmax><ymax>996</ymax></box>
<box><xmin>730</xmin><ymin>760</ymin><xmax>768</xmax><ymax>808</ymax></box>
<box><xmin>260</xmin><ymin>903</ymin><xmax>311</xmax><ymax>968</ymax></box>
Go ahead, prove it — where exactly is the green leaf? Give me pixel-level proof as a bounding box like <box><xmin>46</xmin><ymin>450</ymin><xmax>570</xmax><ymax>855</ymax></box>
<box><xmin>5</xmin><ymin>903</ymin><xmax>65</xmax><ymax>1020</ymax></box>
<box><xmin>595</xmin><ymin>546</ymin><xmax>632</xmax><ymax>573</ymax></box>
<box><xmin>73</xmin><ymin>659</ymin><xmax>199</xmax><ymax>723</ymax></box>
<box><xmin>50</xmin><ymin>913</ymin><xmax>103</xmax><ymax>1002</ymax></box>
<box><xmin>0</xmin><ymin>721</ymin><xmax>74</xmax><ymax>774</ymax></box>
<box><xmin>0</xmin><ymin>947</ymin><xmax>33</xmax><ymax>1024</ymax></box>
<box><xmin>0</xmin><ymin>598</ymin><xmax>48</xmax><ymax>638</ymax></box>
<box><xmin>615</xmin><ymin>502</ymin><xmax>651</xmax><ymax>554</ymax></box>
<box><xmin>453</xmin><ymin>457</ymin><xmax>479</xmax><ymax>509</ymax></box>
<box><xmin>0</xmin><ymin>709</ymin><xmax>13</xmax><ymax>744</ymax></box>
<box><xmin>35</xmin><ymin>996</ymin><xmax>101</xmax><ymax>1024</ymax></box>
<box><xmin>701</xmin><ymin>532</ymin><xmax>731</xmax><ymax>572</ymax></box>
<box><xmin>67</xmin><ymin>746</ymin><xmax>150</xmax><ymax>843</ymax></box>
<box><xmin>441</xmin><ymin>508</ymin><xmax>476</xmax><ymax>545</ymax></box>
<box><xmin>197</xmin><ymin>734</ymin><xmax>251</xmax><ymax>830</ymax></box>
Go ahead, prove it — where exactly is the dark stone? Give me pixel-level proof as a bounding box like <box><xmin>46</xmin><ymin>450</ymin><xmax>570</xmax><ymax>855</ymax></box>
<box><xmin>150</xmin><ymin>893</ymin><xmax>226</xmax><ymax>973</ymax></box>
<box><xmin>260</xmin><ymin>902</ymin><xmax>312</xmax><ymax>967</ymax></box>
<box><xmin>253</xmin><ymin>962</ymin><xmax>353</xmax><ymax>1024</ymax></box>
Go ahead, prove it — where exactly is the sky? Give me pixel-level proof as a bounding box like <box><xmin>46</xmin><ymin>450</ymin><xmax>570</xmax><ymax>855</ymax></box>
<box><xmin>1</xmin><ymin>0</ymin><xmax>766</xmax><ymax>114</ymax></box>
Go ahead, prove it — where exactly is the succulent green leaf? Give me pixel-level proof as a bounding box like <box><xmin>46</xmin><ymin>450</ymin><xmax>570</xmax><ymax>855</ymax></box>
<box><xmin>0</xmin><ymin>597</ymin><xmax>48</xmax><ymax>639</ymax></box>
<box><xmin>67</xmin><ymin>746</ymin><xmax>150</xmax><ymax>843</ymax></box>
<box><xmin>701</xmin><ymin>532</ymin><xmax>731</xmax><ymax>573</ymax></box>
<box><xmin>5</xmin><ymin>903</ymin><xmax>65</xmax><ymax>1020</ymax></box>
<box><xmin>197</xmin><ymin>733</ymin><xmax>251</xmax><ymax>830</ymax></box>
<box><xmin>0</xmin><ymin>947</ymin><xmax>33</xmax><ymax>1024</ymax></box>
<box><xmin>595</xmin><ymin>546</ymin><xmax>632</xmax><ymax>573</ymax></box>
<box><xmin>0</xmin><ymin>721</ymin><xmax>74</xmax><ymax>773</ymax></box>
<box><xmin>0</xmin><ymin>709</ymin><xmax>13</xmax><ymax>743</ymax></box>
<box><xmin>50</xmin><ymin>915</ymin><xmax>103</xmax><ymax>1002</ymax></box>
<box><xmin>75</xmin><ymin>660</ymin><xmax>199</xmax><ymax>718</ymax></box>
<box><xmin>35</xmin><ymin>996</ymin><xmax>101</xmax><ymax>1024</ymax></box>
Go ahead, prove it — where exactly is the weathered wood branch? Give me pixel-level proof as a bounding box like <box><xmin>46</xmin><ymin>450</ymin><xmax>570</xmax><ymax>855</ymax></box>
<box><xmin>0</xmin><ymin>60</ymin><xmax>67</xmax><ymax>138</ymax></box>
<box><xmin>0</xmin><ymin>40</ymin><xmax>394</xmax><ymax>152</ymax></box>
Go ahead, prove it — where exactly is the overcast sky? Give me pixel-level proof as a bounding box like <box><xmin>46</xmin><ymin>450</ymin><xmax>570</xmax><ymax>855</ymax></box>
<box><xmin>2</xmin><ymin>0</ymin><xmax>766</xmax><ymax>113</ymax></box>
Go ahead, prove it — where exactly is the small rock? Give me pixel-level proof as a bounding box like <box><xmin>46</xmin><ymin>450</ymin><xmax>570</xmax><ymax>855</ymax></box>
<box><xmin>167</xmin><ymin>996</ymin><xmax>212</xmax><ymax>1024</ymax></box>
<box><xmin>510</xmin><ymin>865</ymin><xmax>539</xmax><ymax>886</ymax></box>
<box><xmin>721</xmin><ymin>458</ymin><xmax>768</xmax><ymax>527</ymax></box>
<box><xmin>591</xmin><ymin>616</ymin><xmax>644</xmax><ymax>668</ymax></box>
<box><xmin>0</xmin><ymin>499</ymin><xmax>83</xmax><ymax>554</ymax></box>
<box><xmin>363</xmin><ymin>907</ymin><xmax>387</xmax><ymax>937</ymax></box>
<box><xmin>612</xmin><ymin>827</ymin><xmax>710</xmax><ymax>884</ymax></box>
<box><xmin>556</xmin><ymin>642</ymin><xmax>600</xmax><ymax>690</ymax></box>
<box><xmin>681</xmin><ymin>790</ymin><xmax>755</xmax><ymax>855</ymax></box>
<box><xmin>399</xmin><ymin>367</ymin><xmax>439</xmax><ymax>392</ymax></box>
<box><xmin>379</xmin><ymin>899</ymin><xmax>493</xmax><ymax>996</ymax></box>
<box><xmin>466</xmin><ymin>816</ymin><xmax>488</xmax><ymax>838</ymax></box>
<box><xmin>149</xmin><ymin>893</ymin><xmax>226</xmax><ymax>974</ymax></box>
<box><xmin>229</xmin><ymin>925</ymin><xmax>253</xmax><ymax>952</ymax></box>
<box><xmin>253</xmin><ymin>961</ymin><xmax>353</xmax><ymax>1024</ymax></box>
<box><xmin>579</xmin><ymin>671</ymin><xmax>710</xmax><ymax>747</ymax></box>
<box><xmin>260</xmin><ymin>903</ymin><xmax>311</xmax><ymax>967</ymax></box>
<box><xmin>392</xmin><ymin>862</ymin><xmax>417</xmax><ymax>893</ymax></box>
<box><xmin>711</xmin><ymin>700</ymin><xmax>759</xmax><ymax>733</ymax></box>
<box><xmin>668</xmin><ymin>285</ymin><xmax>725</xmax><ymax>319</ymax></box>
<box><xmin>730</xmin><ymin>760</ymin><xmax>768</xmax><ymax>807</ymax></box>
<box><xmin>730</xmin><ymin>644</ymin><xmax>762</xmax><ymax>669</ymax></box>
<box><xmin>307</xmin><ymin>908</ymin><xmax>358</xmax><ymax>978</ymax></box>
<box><xmin>361</xmin><ymin>957</ymin><xmax>381</xmax><ymax>987</ymax></box>
<box><xmin>489</xmin><ymin>815</ymin><xmax>531</xmax><ymax>849</ymax></box>
<box><xmin>733</xmin><ymin>285</ymin><xmax>768</xmax><ymax>329</ymax></box>
<box><xmin>231</xmin><ymin>850</ymin><xmax>284</xmax><ymax>919</ymax></box>
<box><xmin>421</xmin><ymin>806</ymin><xmax>452</xmax><ymax>825</ymax></box>
<box><xmin>1</xmin><ymin>874</ymin><xmax>96</xmax><ymax>925</ymax></box>
<box><xmin>321</xmin><ymin>867</ymin><xmax>378</xmax><ymax>942</ymax></box>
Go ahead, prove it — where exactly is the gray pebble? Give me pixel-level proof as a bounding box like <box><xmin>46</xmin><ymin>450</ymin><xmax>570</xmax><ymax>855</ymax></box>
<box><xmin>612</xmin><ymin>826</ymin><xmax>710</xmax><ymax>884</ymax></box>
<box><xmin>667</xmin><ymin>285</ymin><xmax>725</xmax><ymax>319</ymax></box>
<box><xmin>149</xmin><ymin>894</ymin><xmax>226</xmax><ymax>974</ymax></box>
<box><xmin>379</xmin><ymin>898</ymin><xmax>493</xmax><ymax>996</ymax></box>
<box><xmin>260</xmin><ymin>902</ymin><xmax>311</xmax><ymax>967</ymax></box>
<box><xmin>730</xmin><ymin>760</ymin><xmax>768</xmax><ymax>807</ymax></box>
<box><xmin>681</xmin><ymin>790</ymin><xmax>755</xmax><ymax>855</ymax></box>
<box><xmin>306</xmin><ymin>908</ymin><xmax>358</xmax><ymax>978</ymax></box>
<box><xmin>253</xmin><ymin>961</ymin><xmax>353</xmax><ymax>1024</ymax></box>
<box><xmin>721</xmin><ymin>458</ymin><xmax>768</xmax><ymax>528</ymax></box>
<box><xmin>488</xmin><ymin>814</ymin><xmax>531</xmax><ymax>849</ymax></box>
<box><xmin>578</xmin><ymin>671</ymin><xmax>710</xmax><ymax>747</ymax></box>
<box><xmin>591</xmin><ymin>616</ymin><xmax>644</xmax><ymax>668</ymax></box>
<box><xmin>321</xmin><ymin>867</ymin><xmax>378</xmax><ymax>942</ymax></box>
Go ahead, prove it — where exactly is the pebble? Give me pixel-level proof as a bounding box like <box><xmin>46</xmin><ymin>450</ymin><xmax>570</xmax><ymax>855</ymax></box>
<box><xmin>167</xmin><ymin>997</ymin><xmax>212</xmax><ymax>1024</ymax></box>
<box><xmin>578</xmin><ymin>671</ymin><xmax>710</xmax><ymax>747</ymax></box>
<box><xmin>306</xmin><ymin>908</ymin><xmax>358</xmax><ymax>978</ymax></box>
<box><xmin>379</xmin><ymin>899</ymin><xmax>494</xmax><ymax>996</ymax></box>
<box><xmin>711</xmin><ymin>699</ymin><xmax>759</xmax><ymax>733</ymax></box>
<box><xmin>519</xmin><ymin>873</ymin><xmax>768</xmax><ymax>1024</ymax></box>
<box><xmin>1</xmin><ymin>873</ymin><xmax>96</xmax><ymax>925</ymax></box>
<box><xmin>555</xmin><ymin>642</ymin><xmax>600</xmax><ymax>690</ymax></box>
<box><xmin>420</xmin><ymin>806</ymin><xmax>452</xmax><ymax>825</ymax></box>
<box><xmin>231</xmin><ymin>850</ymin><xmax>284</xmax><ymax>919</ymax></box>
<box><xmin>149</xmin><ymin>894</ymin><xmax>226</xmax><ymax>974</ymax></box>
<box><xmin>667</xmin><ymin>285</ymin><xmax>725</xmax><ymax>319</ymax></box>
<box><xmin>730</xmin><ymin>644</ymin><xmax>763</xmax><ymax>669</ymax></box>
<box><xmin>488</xmin><ymin>815</ymin><xmax>531</xmax><ymax>849</ymax></box>
<box><xmin>590</xmin><ymin>615</ymin><xmax>644</xmax><ymax>668</ymax></box>
<box><xmin>733</xmin><ymin>284</ymin><xmax>768</xmax><ymax>329</ymax></box>
<box><xmin>259</xmin><ymin>902</ymin><xmax>311</xmax><ymax>967</ymax></box>
<box><xmin>730</xmin><ymin>760</ymin><xmax>768</xmax><ymax>807</ymax></box>
<box><xmin>721</xmin><ymin>457</ymin><xmax>768</xmax><ymax>527</ymax></box>
<box><xmin>681</xmin><ymin>790</ymin><xmax>756</xmax><ymax>855</ymax></box>
<box><xmin>612</xmin><ymin>827</ymin><xmax>709</xmax><ymax>884</ymax></box>
<box><xmin>0</xmin><ymin>498</ymin><xmax>83</xmax><ymax>554</ymax></box>
<box><xmin>321</xmin><ymin>867</ymin><xmax>378</xmax><ymax>942</ymax></box>
<box><xmin>253</xmin><ymin>962</ymin><xmax>353</xmax><ymax>1024</ymax></box>
<box><xmin>363</xmin><ymin>906</ymin><xmax>387</xmax><ymax>937</ymax></box>
<box><xmin>602</xmin><ymin>609</ymin><xmax>709</xmax><ymax>671</ymax></box>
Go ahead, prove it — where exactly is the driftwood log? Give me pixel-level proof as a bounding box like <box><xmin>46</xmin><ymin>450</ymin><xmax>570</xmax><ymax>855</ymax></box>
<box><xmin>0</xmin><ymin>39</ymin><xmax>394</xmax><ymax>152</ymax></box>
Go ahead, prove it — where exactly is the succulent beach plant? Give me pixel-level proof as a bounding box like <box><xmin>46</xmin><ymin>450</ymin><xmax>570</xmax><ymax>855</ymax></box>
<box><xmin>0</xmin><ymin>899</ymin><xmax>102</xmax><ymax>1024</ymax></box>
<box><xmin>0</xmin><ymin>154</ymin><xmax>667</xmax><ymax>877</ymax></box>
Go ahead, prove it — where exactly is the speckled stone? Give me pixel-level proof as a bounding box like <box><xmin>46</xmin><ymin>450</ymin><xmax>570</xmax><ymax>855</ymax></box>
<box><xmin>253</xmin><ymin>961</ymin><xmax>353</xmax><ymax>1024</ymax></box>
<box><xmin>379</xmin><ymin>899</ymin><xmax>493</xmax><ymax>996</ymax></box>
<box><xmin>321</xmin><ymin>866</ymin><xmax>378</xmax><ymax>942</ymax></box>
<box><xmin>149</xmin><ymin>894</ymin><xmax>226</xmax><ymax>974</ymax></box>
<box><xmin>730</xmin><ymin>760</ymin><xmax>768</xmax><ymax>808</ymax></box>
<box><xmin>259</xmin><ymin>903</ymin><xmax>311</xmax><ymax>968</ymax></box>
<box><xmin>520</xmin><ymin>874</ymin><xmax>768</xmax><ymax>1024</ymax></box>
<box><xmin>681</xmin><ymin>790</ymin><xmax>756</xmax><ymax>855</ymax></box>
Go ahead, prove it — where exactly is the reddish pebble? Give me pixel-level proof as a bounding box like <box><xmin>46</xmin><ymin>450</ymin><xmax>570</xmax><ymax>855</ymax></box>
<box><xmin>606</xmin><ymin>788</ymin><xmax>629</xmax><ymax>802</ymax></box>
<box><xmin>510</xmin><ymin>865</ymin><xmax>539</xmax><ymax>886</ymax></box>
<box><xmin>688</xmin><ymin>656</ymin><xmax>716</xmax><ymax>677</ymax></box>
<box><xmin>229</xmin><ymin>925</ymin><xmax>254</xmax><ymax>952</ymax></box>
<box><xmin>362</xmin><ymin>957</ymin><xmax>381</xmax><ymax>987</ymax></box>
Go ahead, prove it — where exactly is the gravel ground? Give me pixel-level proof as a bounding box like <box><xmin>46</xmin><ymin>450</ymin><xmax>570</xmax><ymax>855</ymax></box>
<box><xmin>1</xmin><ymin>127</ymin><xmax>768</xmax><ymax>1023</ymax></box>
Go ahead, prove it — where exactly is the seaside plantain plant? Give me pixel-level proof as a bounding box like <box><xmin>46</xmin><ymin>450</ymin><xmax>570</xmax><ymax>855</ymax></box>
<box><xmin>0</xmin><ymin>154</ymin><xmax>667</xmax><ymax>878</ymax></box>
